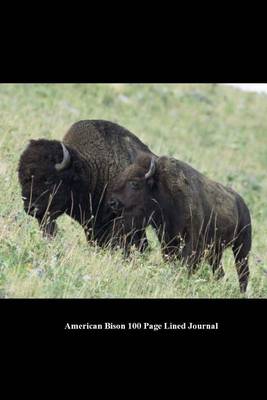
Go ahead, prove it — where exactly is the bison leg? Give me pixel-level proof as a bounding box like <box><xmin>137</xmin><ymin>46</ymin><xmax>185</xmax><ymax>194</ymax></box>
<box><xmin>180</xmin><ymin>239</ymin><xmax>201</xmax><ymax>274</ymax></box>
<box><xmin>38</xmin><ymin>218</ymin><xmax>58</xmax><ymax>239</ymax></box>
<box><xmin>232</xmin><ymin>243</ymin><xmax>250</xmax><ymax>293</ymax></box>
<box><xmin>125</xmin><ymin>228</ymin><xmax>149</xmax><ymax>253</ymax></box>
<box><xmin>160</xmin><ymin>237</ymin><xmax>199</xmax><ymax>272</ymax></box>
<box><xmin>209</xmin><ymin>251</ymin><xmax>225</xmax><ymax>280</ymax></box>
<box><xmin>88</xmin><ymin>218</ymin><xmax>149</xmax><ymax>256</ymax></box>
<box><xmin>232</xmin><ymin>229</ymin><xmax>251</xmax><ymax>293</ymax></box>
<box><xmin>121</xmin><ymin>231</ymin><xmax>149</xmax><ymax>258</ymax></box>
<box><xmin>160</xmin><ymin>240</ymin><xmax>200</xmax><ymax>276</ymax></box>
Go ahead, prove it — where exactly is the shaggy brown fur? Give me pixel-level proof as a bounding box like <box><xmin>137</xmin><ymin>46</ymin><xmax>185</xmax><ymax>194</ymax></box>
<box><xmin>108</xmin><ymin>153</ymin><xmax>252</xmax><ymax>292</ymax></box>
<box><xmin>18</xmin><ymin>120</ymin><xmax>156</xmax><ymax>251</ymax></box>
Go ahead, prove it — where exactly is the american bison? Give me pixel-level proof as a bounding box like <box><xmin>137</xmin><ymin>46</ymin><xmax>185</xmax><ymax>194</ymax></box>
<box><xmin>18</xmin><ymin>120</ymin><xmax>156</xmax><ymax>252</ymax></box>
<box><xmin>108</xmin><ymin>153</ymin><xmax>252</xmax><ymax>292</ymax></box>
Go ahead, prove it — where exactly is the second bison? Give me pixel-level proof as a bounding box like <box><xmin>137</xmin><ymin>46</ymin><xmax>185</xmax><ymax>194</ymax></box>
<box><xmin>108</xmin><ymin>153</ymin><xmax>252</xmax><ymax>292</ymax></box>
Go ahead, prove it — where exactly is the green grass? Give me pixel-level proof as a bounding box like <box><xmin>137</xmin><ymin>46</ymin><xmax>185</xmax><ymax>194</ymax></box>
<box><xmin>0</xmin><ymin>83</ymin><xmax>267</xmax><ymax>298</ymax></box>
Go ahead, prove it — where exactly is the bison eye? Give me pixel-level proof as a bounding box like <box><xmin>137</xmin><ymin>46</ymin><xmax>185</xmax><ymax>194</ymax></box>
<box><xmin>129</xmin><ymin>181</ymin><xmax>141</xmax><ymax>190</ymax></box>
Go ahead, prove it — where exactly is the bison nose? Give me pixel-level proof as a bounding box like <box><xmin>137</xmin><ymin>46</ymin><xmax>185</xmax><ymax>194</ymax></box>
<box><xmin>108</xmin><ymin>198</ymin><xmax>122</xmax><ymax>211</ymax></box>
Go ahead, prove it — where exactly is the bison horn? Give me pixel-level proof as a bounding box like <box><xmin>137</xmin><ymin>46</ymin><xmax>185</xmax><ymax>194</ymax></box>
<box><xmin>55</xmin><ymin>143</ymin><xmax>71</xmax><ymax>171</ymax></box>
<box><xmin>145</xmin><ymin>158</ymin><xmax>156</xmax><ymax>179</ymax></box>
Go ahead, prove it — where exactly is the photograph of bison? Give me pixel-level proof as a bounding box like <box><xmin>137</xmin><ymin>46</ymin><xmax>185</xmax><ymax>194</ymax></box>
<box><xmin>108</xmin><ymin>153</ymin><xmax>252</xmax><ymax>292</ymax></box>
<box><xmin>18</xmin><ymin>120</ymin><xmax>156</xmax><ymax>253</ymax></box>
<box><xmin>1</xmin><ymin>83</ymin><xmax>265</xmax><ymax>299</ymax></box>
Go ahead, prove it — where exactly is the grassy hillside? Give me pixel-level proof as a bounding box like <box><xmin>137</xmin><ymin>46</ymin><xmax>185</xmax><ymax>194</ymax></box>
<box><xmin>0</xmin><ymin>83</ymin><xmax>266</xmax><ymax>298</ymax></box>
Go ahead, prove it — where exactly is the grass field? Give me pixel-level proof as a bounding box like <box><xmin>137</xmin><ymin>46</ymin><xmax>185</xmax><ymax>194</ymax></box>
<box><xmin>0</xmin><ymin>83</ymin><xmax>266</xmax><ymax>298</ymax></box>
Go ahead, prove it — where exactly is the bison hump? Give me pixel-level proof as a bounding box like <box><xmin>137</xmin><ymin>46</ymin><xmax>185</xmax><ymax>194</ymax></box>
<box><xmin>157</xmin><ymin>157</ymin><xmax>190</xmax><ymax>193</ymax></box>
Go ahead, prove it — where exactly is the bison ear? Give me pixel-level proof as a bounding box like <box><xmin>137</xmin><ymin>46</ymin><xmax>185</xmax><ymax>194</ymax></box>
<box><xmin>145</xmin><ymin>158</ymin><xmax>157</xmax><ymax>188</ymax></box>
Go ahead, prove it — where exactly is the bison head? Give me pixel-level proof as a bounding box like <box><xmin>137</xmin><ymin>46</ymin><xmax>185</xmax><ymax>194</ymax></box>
<box><xmin>18</xmin><ymin>139</ymin><xmax>75</xmax><ymax>237</ymax></box>
<box><xmin>108</xmin><ymin>154</ymin><xmax>158</xmax><ymax>220</ymax></box>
